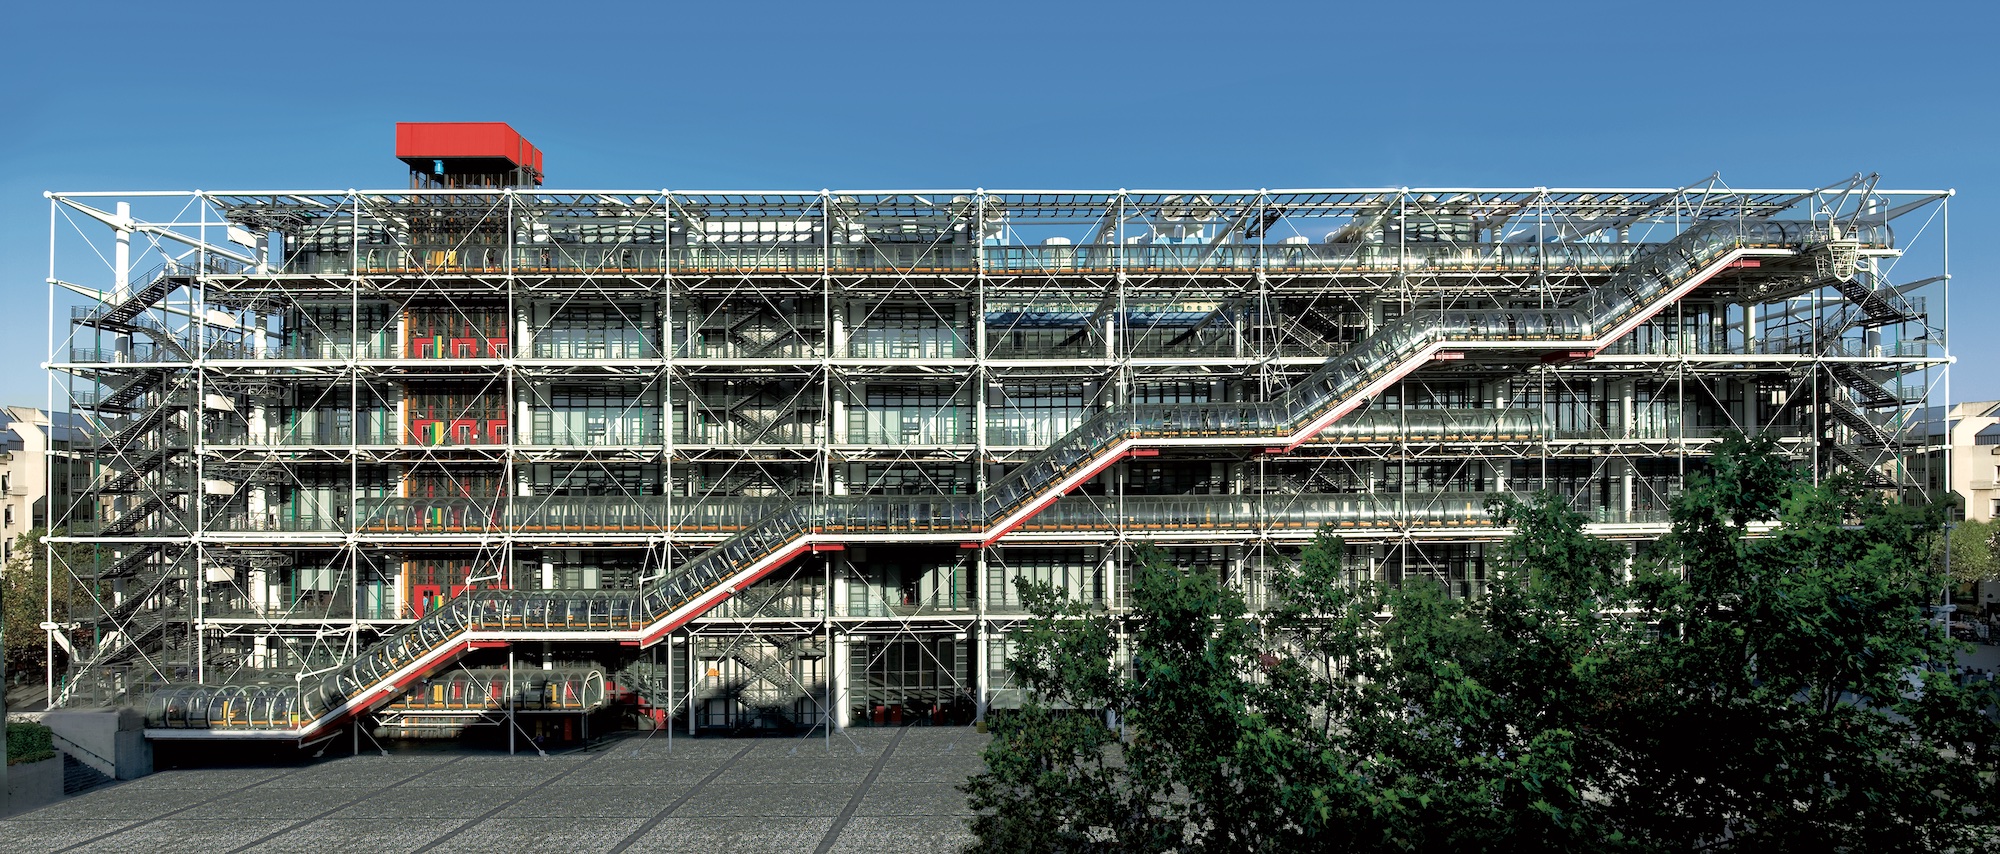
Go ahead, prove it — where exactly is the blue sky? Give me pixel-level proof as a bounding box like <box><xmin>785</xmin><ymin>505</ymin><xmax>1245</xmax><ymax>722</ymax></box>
<box><xmin>1</xmin><ymin>0</ymin><xmax>1992</xmax><ymax>404</ymax></box>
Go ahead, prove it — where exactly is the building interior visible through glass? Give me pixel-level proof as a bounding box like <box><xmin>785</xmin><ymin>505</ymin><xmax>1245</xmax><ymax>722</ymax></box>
<box><xmin>41</xmin><ymin>151</ymin><xmax>1948</xmax><ymax>740</ymax></box>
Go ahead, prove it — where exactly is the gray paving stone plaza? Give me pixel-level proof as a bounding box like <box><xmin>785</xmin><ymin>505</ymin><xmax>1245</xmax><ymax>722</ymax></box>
<box><xmin>0</xmin><ymin>729</ymin><xmax>985</xmax><ymax>853</ymax></box>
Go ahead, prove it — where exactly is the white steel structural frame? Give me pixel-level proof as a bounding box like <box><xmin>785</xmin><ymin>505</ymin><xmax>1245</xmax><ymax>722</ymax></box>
<box><xmin>40</xmin><ymin>181</ymin><xmax>1951</xmax><ymax>734</ymax></box>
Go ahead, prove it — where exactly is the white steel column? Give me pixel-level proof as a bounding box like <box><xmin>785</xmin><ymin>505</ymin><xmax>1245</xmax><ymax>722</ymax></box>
<box><xmin>193</xmin><ymin>195</ymin><xmax>209</xmax><ymax>685</ymax></box>
<box><xmin>832</xmin><ymin>553</ymin><xmax>850</xmax><ymax>729</ymax></box>
<box><xmin>43</xmin><ymin>194</ymin><xmax>56</xmax><ymax>703</ymax></box>
<box><xmin>973</xmin><ymin>190</ymin><xmax>990</xmax><ymax>722</ymax></box>
<box><xmin>686</xmin><ymin>631</ymin><xmax>697</xmax><ymax>735</ymax></box>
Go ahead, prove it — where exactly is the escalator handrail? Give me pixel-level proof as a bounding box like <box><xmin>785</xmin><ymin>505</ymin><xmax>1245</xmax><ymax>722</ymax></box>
<box><xmin>142</xmin><ymin>220</ymin><xmax>1886</xmax><ymax>731</ymax></box>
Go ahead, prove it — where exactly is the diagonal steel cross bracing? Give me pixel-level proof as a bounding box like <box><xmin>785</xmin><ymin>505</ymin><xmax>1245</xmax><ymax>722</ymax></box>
<box><xmin>127</xmin><ymin>218</ymin><xmax>1872</xmax><ymax>739</ymax></box>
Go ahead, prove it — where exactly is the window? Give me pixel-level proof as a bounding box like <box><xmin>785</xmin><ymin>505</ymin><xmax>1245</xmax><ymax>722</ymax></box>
<box><xmin>1391</xmin><ymin>461</ymin><xmax>1490</xmax><ymax>494</ymax></box>
<box><xmin>539</xmin><ymin>464</ymin><xmax>660</xmax><ymax>497</ymax></box>
<box><xmin>1381</xmin><ymin>542</ymin><xmax>1490</xmax><ymax>599</ymax></box>
<box><xmin>852</xmin><ymin>463</ymin><xmax>971</xmax><ymax>495</ymax></box>
<box><xmin>988</xmin><ymin>549</ymin><xmax>1101</xmax><ymax>608</ymax></box>
<box><xmin>273</xmin><ymin>473</ymin><xmax>354</xmax><ymax>528</ymax></box>
<box><xmin>531</xmin><ymin>386</ymin><xmax>660</xmax><ymax>446</ymax></box>
<box><xmin>535</xmin><ymin>304</ymin><xmax>657</xmax><ymax>359</ymax></box>
<box><xmin>4</xmin><ymin>506</ymin><xmax>13</xmax><ymax>527</ymax></box>
<box><xmin>848</xmin><ymin>305</ymin><xmax>966</xmax><ymax>359</ymax></box>
<box><xmin>1133</xmin><ymin>381</ymin><xmax>1213</xmax><ymax>405</ymax></box>
<box><xmin>983</xmin><ymin>302</ymin><xmax>1101</xmax><ymax>359</ymax></box>
<box><xmin>1513</xmin><ymin>379</ymin><xmax>1615</xmax><ymax>438</ymax></box>
<box><xmin>1127</xmin><ymin>462</ymin><xmax>1223</xmax><ymax>495</ymax></box>
<box><xmin>848</xmin><ymin>638</ymin><xmax>969</xmax><ymax>721</ymax></box>
<box><xmin>1125</xmin><ymin>303</ymin><xmax>1233</xmax><ymax>358</ymax></box>
<box><xmin>852</xmin><ymin>385</ymin><xmax>967</xmax><ymax>445</ymax></box>
<box><xmin>988</xmin><ymin>382</ymin><xmax>1086</xmax><ymax>445</ymax></box>
<box><xmin>1511</xmin><ymin>460</ymin><xmax>1614</xmax><ymax>514</ymax></box>
<box><xmin>520</xmin><ymin>550</ymin><xmax>645</xmax><ymax>591</ymax></box>
<box><xmin>278</xmin><ymin>387</ymin><xmax>390</xmax><ymax>445</ymax></box>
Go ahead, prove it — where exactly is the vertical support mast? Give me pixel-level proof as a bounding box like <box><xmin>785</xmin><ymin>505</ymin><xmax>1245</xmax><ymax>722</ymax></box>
<box><xmin>36</xmin><ymin>176</ymin><xmax>1952</xmax><ymax>740</ymax></box>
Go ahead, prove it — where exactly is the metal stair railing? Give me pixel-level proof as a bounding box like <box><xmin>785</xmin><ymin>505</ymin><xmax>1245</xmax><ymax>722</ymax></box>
<box><xmin>1826</xmin><ymin>397</ymin><xmax>1898</xmax><ymax>447</ymax></box>
<box><xmin>55</xmin><ymin>594</ymin><xmax>188</xmax><ymax>708</ymax></box>
<box><xmin>102</xmin><ymin>541</ymin><xmax>179</xmax><ymax>579</ymax></box>
<box><xmin>98</xmin><ymin>406</ymin><xmax>177</xmax><ymax>453</ymax></box>
<box><xmin>94</xmin><ymin>448</ymin><xmax>176</xmax><ymax>494</ymax></box>
<box><xmin>727</xmin><ymin>639</ymin><xmax>823</xmax><ymax>701</ymax></box>
<box><xmin>74</xmin><ymin>311</ymin><xmax>192</xmax><ymax>362</ymax></box>
<box><xmin>99</xmin><ymin>494</ymin><xmax>175</xmax><ymax>536</ymax></box>
<box><xmin>1827</xmin><ymin>274</ymin><xmax>1919</xmax><ymax>328</ymax></box>
<box><xmin>610</xmin><ymin>665</ymin><xmax>677</xmax><ymax>710</ymax></box>
<box><xmin>723</xmin><ymin>642</ymin><xmax>820</xmax><ymax>724</ymax></box>
<box><xmin>102</xmin><ymin>564</ymin><xmax>186</xmax><ymax>627</ymax></box>
<box><xmin>1826</xmin><ymin>442</ymin><xmax>1897</xmax><ymax>488</ymax></box>
<box><xmin>135</xmin><ymin>220</ymin><xmax>1885</xmax><ymax>735</ymax></box>
<box><xmin>96</xmin><ymin>262</ymin><xmax>187</xmax><ymax>325</ymax></box>
<box><xmin>1828</xmin><ymin>362</ymin><xmax>1902</xmax><ymax>409</ymax></box>
<box><xmin>91</xmin><ymin>372</ymin><xmax>167</xmax><ymax>413</ymax></box>
<box><xmin>92</xmin><ymin>256</ymin><xmax>249</xmax><ymax>325</ymax></box>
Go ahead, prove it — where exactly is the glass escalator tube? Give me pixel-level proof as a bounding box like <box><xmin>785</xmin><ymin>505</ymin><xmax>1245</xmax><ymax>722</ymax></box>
<box><xmin>209</xmin><ymin>686</ymin><xmax>239</xmax><ymax>727</ymax></box>
<box><xmin>1437</xmin><ymin>310</ymin><xmax>1472</xmax><ymax>341</ymax></box>
<box><xmin>148</xmin><ymin>688</ymin><xmax>179</xmax><ymax>728</ymax></box>
<box><xmin>180</xmin><ymin>221</ymin><xmax>1858</xmax><ymax>736</ymax></box>
<box><xmin>253</xmin><ymin>691</ymin><xmax>280</xmax><ymax>728</ymax></box>
<box><xmin>1327</xmin><ymin>415</ymin><xmax>1354</xmax><ymax>444</ymax></box>
<box><xmin>1367</xmin><ymin>412</ymin><xmax>1396</xmax><ymax>443</ymax></box>
<box><xmin>1556</xmin><ymin>310</ymin><xmax>1588</xmax><ymax>339</ymax></box>
<box><xmin>1366</xmin><ymin>494</ymin><xmax>1388</xmax><ymax>528</ymax></box>
<box><xmin>1288</xmin><ymin>497</ymin><xmax>1316</xmax><ymax>531</ymax></box>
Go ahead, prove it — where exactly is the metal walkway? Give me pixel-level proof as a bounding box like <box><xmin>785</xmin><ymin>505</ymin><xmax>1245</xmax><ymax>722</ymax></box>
<box><xmin>139</xmin><ymin>220</ymin><xmax>1880</xmax><ymax>738</ymax></box>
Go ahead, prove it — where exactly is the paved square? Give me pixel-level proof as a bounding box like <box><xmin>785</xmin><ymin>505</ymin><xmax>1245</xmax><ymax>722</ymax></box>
<box><xmin>0</xmin><ymin>729</ymin><xmax>987</xmax><ymax>854</ymax></box>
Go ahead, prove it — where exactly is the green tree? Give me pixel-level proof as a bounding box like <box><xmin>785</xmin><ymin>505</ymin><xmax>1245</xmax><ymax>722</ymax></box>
<box><xmin>960</xmin><ymin>571</ymin><xmax>1128</xmax><ymax>852</ymax></box>
<box><xmin>2</xmin><ymin>529</ymin><xmax>96</xmax><ymax>682</ymax></box>
<box><xmin>1246</xmin><ymin>492</ymin><xmax>1647</xmax><ymax>850</ymax></box>
<box><xmin>1116</xmin><ymin>547</ymin><xmax>1270</xmax><ymax>851</ymax></box>
<box><xmin>1932</xmin><ymin>516</ymin><xmax>1996</xmax><ymax>585</ymax></box>
<box><xmin>964</xmin><ymin>433</ymin><xmax>2000</xmax><ymax>852</ymax></box>
<box><xmin>1617</xmin><ymin>433</ymin><xmax>1998</xmax><ymax>850</ymax></box>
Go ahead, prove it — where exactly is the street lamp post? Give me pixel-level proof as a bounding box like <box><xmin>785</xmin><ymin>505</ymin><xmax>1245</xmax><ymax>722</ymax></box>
<box><xmin>1943</xmin><ymin>521</ymin><xmax>1956</xmax><ymax>638</ymax></box>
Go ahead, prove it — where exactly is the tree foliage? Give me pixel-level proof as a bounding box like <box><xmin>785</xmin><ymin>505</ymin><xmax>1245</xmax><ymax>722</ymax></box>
<box><xmin>1932</xmin><ymin>516</ymin><xmax>1997</xmax><ymax>585</ymax></box>
<box><xmin>2</xmin><ymin>529</ymin><xmax>95</xmax><ymax>680</ymax></box>
<box><xmin>964</xmin><ymin>434</ymin><xmax>2000</xmax><ymax>852</ymax></box>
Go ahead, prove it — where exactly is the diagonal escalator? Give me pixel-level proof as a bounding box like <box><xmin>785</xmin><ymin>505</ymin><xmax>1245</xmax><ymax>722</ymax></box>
<box><xmin>140</xmin><ymin>219</ymin><xmax>1884</xmax><ymax>737</ymax></box>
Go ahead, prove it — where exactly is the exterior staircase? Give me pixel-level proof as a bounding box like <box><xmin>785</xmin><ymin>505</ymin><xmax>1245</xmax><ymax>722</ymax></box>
<box><xmin>132</xmin><ymin>219</ymin><xmax>1891</xmax><ymax>738</ymax></box>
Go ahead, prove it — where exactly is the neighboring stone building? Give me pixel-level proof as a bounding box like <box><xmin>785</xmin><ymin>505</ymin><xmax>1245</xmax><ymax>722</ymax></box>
<box><xmin>1905</xmin><ymin>401</ymin><xmax>2000</xmax><ymax>522</ymax></box>
<box><xmin>1904</xmin><ymin>401</ymin><xmax>2000</xmax><ymax>616</ymax></box>
<box><xmin>0</xmin><ymin>407</ymin><xmax>93</xmax><ymax>563</ymax></box>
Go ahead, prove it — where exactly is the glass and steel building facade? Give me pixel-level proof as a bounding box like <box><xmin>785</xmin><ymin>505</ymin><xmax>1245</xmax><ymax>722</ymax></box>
<box><xmin>38</xmin><ymin>183</ymin><xmax>1951</xmax><ymax>739</ymax></box>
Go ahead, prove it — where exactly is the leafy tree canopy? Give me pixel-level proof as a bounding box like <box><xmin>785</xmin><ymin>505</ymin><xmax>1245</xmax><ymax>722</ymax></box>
<box><xmin>964</xmin><ymin>433</ymin><xmax>2000</xmax><ymax>852</ymax></box>
<box><xmin>1932</xmin><ymin>515</ymin><xmax>1997</xmax><ymax>585</ymax></box>
<box><xmin>3</xmin><ymin>529</ymin><xmax>99</xmax><ymax>681</ymax></box>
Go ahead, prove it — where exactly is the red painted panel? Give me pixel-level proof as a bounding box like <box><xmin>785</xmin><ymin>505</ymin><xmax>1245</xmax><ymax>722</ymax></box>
<box><xmin>395</xmin><ymin>122</ymin><xmax>541</xmax><ymax>169</ymax></box>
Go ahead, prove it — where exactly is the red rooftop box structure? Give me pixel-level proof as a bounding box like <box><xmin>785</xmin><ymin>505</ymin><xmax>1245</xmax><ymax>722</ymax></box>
<box><xmin>395</xmin><ymin>122</ymin><xmax>544</xmax><ymax>188</ymax></box>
